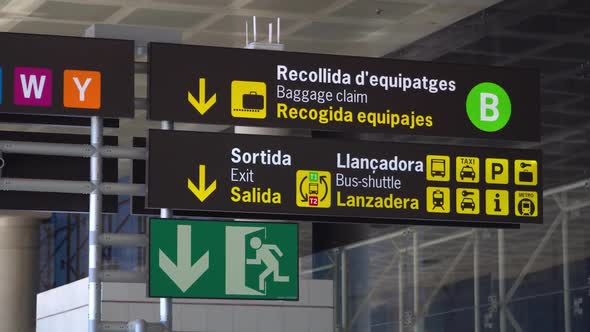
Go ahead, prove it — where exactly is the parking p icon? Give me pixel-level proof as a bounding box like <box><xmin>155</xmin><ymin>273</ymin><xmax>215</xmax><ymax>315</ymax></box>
<box><xmin>485</xmin><ymin>158</ymin><xmax>509</xmax><ymax>184</ymax></box>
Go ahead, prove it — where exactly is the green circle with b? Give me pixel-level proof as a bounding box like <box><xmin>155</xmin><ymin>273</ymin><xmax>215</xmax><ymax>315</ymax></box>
<box><xmin>466</xmin><ymin>82</ymin><xmax>511</xmax><ymax>132</ymax></box>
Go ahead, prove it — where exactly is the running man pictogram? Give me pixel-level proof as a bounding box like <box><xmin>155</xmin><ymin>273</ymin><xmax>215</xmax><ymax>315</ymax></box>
<box><xmin>246</xmin><ymin>236</ymin><xmax>290</xmax><ymax>291</ymax></box>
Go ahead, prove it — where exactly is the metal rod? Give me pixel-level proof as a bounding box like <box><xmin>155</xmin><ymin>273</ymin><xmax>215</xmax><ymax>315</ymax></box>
<box><xmin>0</xmin><ymin>178</ymin><xmax>145</xmax><ymax>196</ymax></box>
<box><xmin>422</xmin><ymin>237</ymin><xmax>473</xmax><ymax>313</ymax></box>
<box><xmin>99</xmin><ymin>233</ymin><xmax>148</xmax><ymax>247</ymax></box>
<box><xmin>344</xmin><ymin>228</ymin><xmax>408</xmax><ymax>250</ymax></box>
<box><xmin>350</xmin><ymin>251</ymin><xmax>400</xmax><ymax>326</ymax></box>
<box><xmin>100</xmin><ymin>321</ymin><xmax>158</xmax><ymax>332</ymax></box>
<box><xmin>419</xmin><ymin>230</ymin><xmax>473</xmax><ymax>250</ymax></box>
<box><xmin>332</xmin><ymin>249</ymin><xmax>339</xmax><ymax>332</ymax></box>
<box><xmin>89</xmin><ymin>116</ymin><xmax>103</xmax><ymax>332</ymax></box>
<box><xmin>413</xmin><ymin>232</ymin><xmax>420</xmax><ymax>332</ymax></box>
<box><xmin>299</xmin><ymin>264</ymin><xmax>334</xmax><ymax>276</ymax></box>
<box><xmin>474</xmin><ymin>230</ymin><xmax>481</xmax><ymax>332</ymax></box>
<box><xmin>398</xmin><ymin>253</ymin><xmax>404</xmax><ymax>332</ymax></box>
<box><xmin>277</xmin><ymin>17</ymin><xmax>280</xmax><ymax>44</ymax></box>
<box><xmin>160</xmin><ymin>120</ymin><xmax>174</xmax><ymax>331</ymax></box>
<box><xmin>135</xmin><ymin>97</ymin><xmax>147</xmax><ymax>110</ymax></box>
<box><xmin>505</xmin><ymin>308</ymin><xmax>524</xmax><ymax>332</ymax></box>
<box><xmin>253</xmin><ymin>16</ymin><xmax>257</xmax><ymax>42</ymax></box>
<box><xmin>0</xmin><ymin>140</ymin><xmax>93</xmax><ymax>157</ymax></box>
<box><xmin>340</xmin><ymin>248</ymin><xmax>347</xmax><ymax>331</ymax></box>
<box><xmin>100</xmin><ymin>183</ymin><xmax>146</xmax><ymax>196</ymax></box>
<box><xmin>564</xmin><ymin>199</ymin><xmax>590</xmax><ymax>212</ymax></box>
<box><xmin>505</xmin><ymin>213</ymin><xmax>563</xmax><ymax>302</ymax></box>
<box><xmin>562</xmin><ymin>195</ymin><xmax>572</xmax><ymax>332</ymax></box>
<box><xmin>129</xmin><ymin>319</ymin><xmax>147</xmax><ymax>332</ymax></box>
<box><xmin>100</xmin><ymin>270</ymin><xmax>146</xmax><ymax>283</ymax></box>
<box><xmin>498</xmin><ymin>229</ymin><xmax>506</xmax><ymax>332</ymax></box>
<box><xmin>160</xmin><ymin>207</ymin><xmax>173</xmax><ymax>331</ymax></box>
<box><xmin>0</xmin><ymin>140</ymin><xmax>146</xmax><ymax>159</ymax></box>
<box><xmin>544</xmin><ymin>177</ymin><xmax>589</xmax><ymax>197</ymax></box>
<box><xmin>99</xmin><ymin>321</ymin><xmax>127</xmax><ymax>332</ymax></box>
<box><xmin>101</xmin><ymin>146</ymin><xmax>147</xmax><ymax>160</ymax></box>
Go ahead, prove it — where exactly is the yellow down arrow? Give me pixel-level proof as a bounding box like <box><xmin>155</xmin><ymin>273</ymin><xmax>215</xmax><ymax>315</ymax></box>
<box><xmin>187</xmin><ymin>165</ymin><xmax>217</xmax><ymax>202</ymax></box>
<box><xmin>187</xmin><ymin>78</ymin><xmax>217</xmax><ymax>115</ymax></box>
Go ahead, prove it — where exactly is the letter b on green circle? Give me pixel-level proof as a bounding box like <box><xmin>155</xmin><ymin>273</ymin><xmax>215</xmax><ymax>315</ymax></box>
<box><xmin>466</xmin><ymin>82</ymin><xmax>511</xmax><ymax>132</ymax></box>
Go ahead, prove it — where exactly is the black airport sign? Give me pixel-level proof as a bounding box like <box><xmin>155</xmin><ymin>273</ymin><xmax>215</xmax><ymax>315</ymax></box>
<box><xmin>0</xmin><ymin>33</ymin><xmax>134</xmax><ymax>118</ymax></box>
<box><xmin>147</xmin><ymin>130</ymin><xmax>543</xmax><ymax>225</ymax></box>
<box><xmin>149</xmin><ymin>44</ymin><xmax>539</xmax><ymax>141</ymax></box>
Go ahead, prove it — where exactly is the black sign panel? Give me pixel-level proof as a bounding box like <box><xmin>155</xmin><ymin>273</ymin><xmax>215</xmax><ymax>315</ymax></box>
<box><xmin>0</xmin><ymin>33</ymin><xmax>134</xmax><ymax>118</ymax></box>
<box><xmin>0</xmin><ymin>131</ymin><xmax>118</xmax><ymax>213</ymax></box>
<box><xmin>147</xmin><ymin>130</ymin><xmax>542</xmax><ymax>225</ymax></box>
<box><xmin>149</xmin><ymin>43</ymin><xmax>539</xmax><ymax>141</ymax></box>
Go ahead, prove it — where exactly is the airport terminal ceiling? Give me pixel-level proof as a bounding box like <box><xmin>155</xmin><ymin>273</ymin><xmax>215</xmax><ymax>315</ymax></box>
<box><xmin>0</xmin><ymin>0</ymin><xmax>588</xmax><ymax>297</ymax></box>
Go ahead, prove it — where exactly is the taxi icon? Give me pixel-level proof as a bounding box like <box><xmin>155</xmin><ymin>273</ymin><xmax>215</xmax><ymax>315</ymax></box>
<box><xmin>461</xmin><ymin>197</ymin><xmax>476</xmax><ymax>211</ymax></box>
<box><xmin>458</xmin><ymin>189</ymin><xmax>478</xmax><ymax>213</ymax></box>
<box><xmin>459</xmin><ymin>165</ymin><xmax>476</xmax><ymax>181</ymax></box>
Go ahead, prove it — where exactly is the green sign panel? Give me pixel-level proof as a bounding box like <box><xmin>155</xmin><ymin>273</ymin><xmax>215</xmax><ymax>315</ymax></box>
<box><xmin>149</xmin><ymin>218</ymin><xmax>298</xmax><ymax>300</ymax></box>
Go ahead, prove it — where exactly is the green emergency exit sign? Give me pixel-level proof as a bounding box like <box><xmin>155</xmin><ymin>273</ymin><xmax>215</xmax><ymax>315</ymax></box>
<box><xmin>148</xmin><ymin>218</ymin><xmax>298</xmax><ymax>300</ymax></box>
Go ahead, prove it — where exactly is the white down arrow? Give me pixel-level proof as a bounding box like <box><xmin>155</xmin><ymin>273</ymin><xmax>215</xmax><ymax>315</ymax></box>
<box><xmin>159</xmin><ymin>225</ymin><xmax>209</xmax><ymax>292</ymax></box>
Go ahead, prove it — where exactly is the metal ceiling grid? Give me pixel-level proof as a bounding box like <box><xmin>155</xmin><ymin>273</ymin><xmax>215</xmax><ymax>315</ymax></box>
<box><xmin>0</xmin><ymin>0</ymin><xmax>501</xmax><ymax>57</ymax></box>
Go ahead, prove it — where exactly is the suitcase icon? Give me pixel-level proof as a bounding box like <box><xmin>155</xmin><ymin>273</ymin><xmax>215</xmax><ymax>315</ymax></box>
<box><xmin>242</xmin><ymin>92</ymin><xmax>264</xmax><ymax>110</ymax></box>
<box><xmin>231</xmin><ymin>80</ymin><xmax>267</xmax><ymax>119</ymax></box>
<box><xmin>518</xmin><ymin>170</ymin><xmax>533</xmax><ymax>182</ymax></box>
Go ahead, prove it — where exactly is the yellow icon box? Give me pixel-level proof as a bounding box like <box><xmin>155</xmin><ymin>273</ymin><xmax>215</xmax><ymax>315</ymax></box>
<box><xmin>456</xmin><ymin>188</ymin><xmax>480</xmax><ymax>215</ymax></box>
<box><xmin>485</xmin><ymin>158</ymin><xmax>509</xmax><ymax>184</ymax></box>
<box><xmin>515</xmin><ymin>191</ymin><xmax>538</xmax><ymax>217</ymax></box>
<box><xmin>456</xmin><ymin>156</ymin><xmax>479</xmax><ymax>183</ymax></box>
<box><xmin>426</xmin><ymin>155</ymin><xmax>450</xmax><ymax>182</ymax></box>
<box><xmin>296</xmin><ymin>170</ymin><xmax>331</xmax><ymax>208</ymax></box>
<box><xmin>231</xmin><ymin>80</ymin><xmax>267</xmax><ymax>119</ymax></box>
<box><xmin>514</xmin><ymin>160</ymin><xmax>538</xmax><ymax>186</ymax></box>
<box><xmin>485</xmin><ymin>189</ymin><xmax>509</xmax><ymax>216</ymax></box>
<box><xmin>426</xmin><ymin>187</ymin><xmax>450</xmax><ymax>213</ymax></box>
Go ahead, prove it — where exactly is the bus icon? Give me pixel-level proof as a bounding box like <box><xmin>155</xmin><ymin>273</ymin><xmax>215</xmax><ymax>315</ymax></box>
<box><xmin>426</xmin><ymin>155</ymin><xmax>450</xmax><ymax>182</ymax></box>
<box><xmin>431</xmin><ymin>159</ymin><xmax>446</xmax><ymax>177</ymax></box>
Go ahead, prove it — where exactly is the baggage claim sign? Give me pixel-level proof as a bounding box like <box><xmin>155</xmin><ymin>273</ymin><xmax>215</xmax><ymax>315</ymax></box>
<box><xmin>147</xmin><ymin>130</ymin><xmax>542</xmax><ymax>225</ymax></box>
<box><xmin>149</xmin><ymin>44</ymin><xmax>539</xmax><ymax>141</ymax></box>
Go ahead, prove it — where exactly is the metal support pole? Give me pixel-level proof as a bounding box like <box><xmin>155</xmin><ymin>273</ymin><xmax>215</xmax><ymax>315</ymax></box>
<box><xmin>129</xmin><ymin>319</ymin><xmax>147</xmax><ymax>332</ymax></box>
<box><xmin>160</xmin><ymin>120</ymin><xmax>174</xmax><ymax>331</ymax></box>
<box><xmin>159</xmin><ymin>208</ymin><xmax>173</xmax><ymax>330</ymax></box>
<box><xmin>498</xmin><ymin>229</ymin><xmax>506</xmax><ymax>332</ymax></box>
<box><xmin>332</xmin><ymin>249</ymin><xmax>339</xmax><ymax>332</ymax></box>
<box><xmin>340</xmin><ymin>248</ymin><xmax>347</xmax><ymax>331</ymax></box>
<box><xmin>398</xmin><ymin>252</ymin><xmax>404</xmax><ymax>332</ymax></box>
<box><xmin>474</xmin><ymin>230</ymin><xmax>481</xmax><ymax>332</ymax></box>
<box><xmin>89</xmin><ymin>116</ymin><xmax>103</xmax><ymax>332</ymax></box>
<box><xmin>562</xmin><ymin>195</ymin><xmax>572</xmax><ymax>332</ymax></box>
<box><xmin>413</xmin><ymin>232</ymin><xmax>421</xmax><ymax>332</ymax></box>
